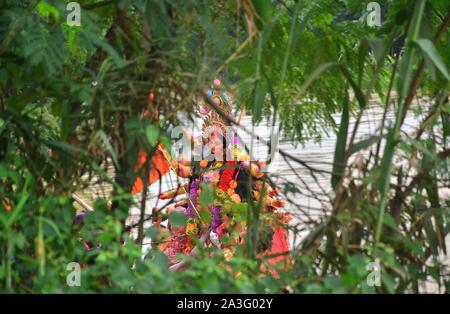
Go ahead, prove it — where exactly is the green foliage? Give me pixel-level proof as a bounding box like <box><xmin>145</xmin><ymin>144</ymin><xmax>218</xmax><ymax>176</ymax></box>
<box><xmin>0</xmin><ymin>0</ymin><xmax>449</xmax><ymax>293</ymax></box>
<box><xmin>331</xmin><ymin>90</ymin><xmax>349</xmax><ymax>190</ymax></box>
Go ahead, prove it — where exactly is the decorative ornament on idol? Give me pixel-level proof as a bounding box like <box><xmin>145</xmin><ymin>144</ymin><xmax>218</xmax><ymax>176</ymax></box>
<box><xmin>200</xmin><ymin>79</ymin><xmax>233</xmax><ymax>136</ymax></box>
<box><xmin>213</xmin><ymin>79</ymin><xmax>222</xmax><ymax>88</ymax></box>
<box><xmin>210</xmin><ymin>230</ymin><xmax>221</xmax><ymax>248</ymax></box>
<box><xmin>198</xmin><ymin>90</ymin><xmax>214</xmax><ymax>115</ymax></box>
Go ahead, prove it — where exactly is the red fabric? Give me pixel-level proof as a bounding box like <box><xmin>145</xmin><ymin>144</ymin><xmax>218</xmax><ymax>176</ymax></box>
<box><xmin>268</xmin><ymin>226</ymin><xmax>290</xmax><ymax>264</ymax></box>
<box><xmin>216</xmin><ymin>223</ymin><xmax>224</xmax><ymax>237</ymax></box>
<box><xmin>263</xmin><ymin>226</ymin><xmax>291</xmax><ymax>278</ymax></box>
<box><xmin>131</xmin><ymin>146</ymin><xmax>170</xmax><ymax>195</ymax></box>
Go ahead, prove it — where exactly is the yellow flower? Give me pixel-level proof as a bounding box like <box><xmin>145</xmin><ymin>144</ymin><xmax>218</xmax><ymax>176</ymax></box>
<box><xmin>216</xmin><ymin>189</ymin><xmax>226</xmax><ymax>199</ymax></box>
<box><xmin>223</xmin><ymin>247</ymin><xmax>236</xmax><ymax>261</ymax></box>
<box><xmin>186</xmin><ymin>222</ymin><xmax>198</xmax><ymax>235</ymax></box>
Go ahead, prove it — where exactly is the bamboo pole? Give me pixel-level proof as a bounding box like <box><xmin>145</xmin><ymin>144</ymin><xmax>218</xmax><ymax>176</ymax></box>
<box><xmin>72</xmin><ymin>193</ymin><xmax>94</xmax><ymax>212</ymax></box>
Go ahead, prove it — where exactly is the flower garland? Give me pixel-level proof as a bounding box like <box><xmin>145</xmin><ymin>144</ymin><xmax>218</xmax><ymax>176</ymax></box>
<box><xmin>217</xmin><ymin>160</ymin><xmax>237</xmax><ymax>191</ymax></box>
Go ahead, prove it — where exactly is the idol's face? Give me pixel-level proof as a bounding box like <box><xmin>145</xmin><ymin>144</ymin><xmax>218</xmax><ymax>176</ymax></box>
<box><xmin>203</xmin><ymin>131</ymin><xmax>224</xmax><ymax>160</ymax></box>
<box><xmin>209</xmin><ymin>137</ymin><xmax>222</xmax><ymax>154</ymax></box>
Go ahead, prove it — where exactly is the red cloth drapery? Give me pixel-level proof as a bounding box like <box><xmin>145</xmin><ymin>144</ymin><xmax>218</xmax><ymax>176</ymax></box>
<box><xmin>268</xmin><ymin>226</ymin><xmax>290</xmax><ymax>264</ymax></box>
<box><xmin>264</xmin><ymin>226</ymin><xmax>291</xmax><ymax>278</ymax></box>
<box><xmin>131</xmin><ymin>146</ymin><xmax>170</xmax><ymax>195</ymax></box>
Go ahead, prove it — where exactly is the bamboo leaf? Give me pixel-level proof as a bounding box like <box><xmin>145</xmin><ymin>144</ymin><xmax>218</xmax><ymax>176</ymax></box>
<box><xmin>96</xmin><ymin>130</ymin><xmax>119</xmax><ymax>169</ymax></box>
<box><xmin>377</xmin><ymin>127</ymin><xmax>397</xmax><ymax>193</ymax></box>
<box><xmin>331</xmin><ymin>90</ymin><xmax>349</xmax><ymax>190</ymax></box>
<box><xmin>375</xmin><ymin>127</ymin><xmax>397</xmax><ymax>242</ymax></box>
<box><xmin>367</xmin><ymin>37</ymin><xmax>385</xmax><ymax>65</ymax></box>
<box><xmin>298</xmin><ymin>62</ymin><xmax>336</xmax><ymax>97</ymax></box>
<box><xmin>441</xmin><ymin>111</ymin><xmax>449</xmax><ymax>142</ymax></box>
<box><xmin>414</xmin><ymin>38</ymin><xmax>450</xmax><ymax>80</ymax></box>
<box><xmin>252</xmin><ymin>79</ymin><xmax>268</xmax><ymax>123</ymax></box>
<box><xmin>396</xmin><ymin>0</ymin><xmax>427</xmax><ymax>102</ymax></box>
<box><xmin>37</xmin><ymin>216</ymin><xmax>63</xmax><ymax>241</ymax></box>
<box><xmin>376</xmin><ymin>0</ymin><xmax>427</xmax><ymax>244</ymax></box>
<box><xmin>348</xmin><ymin>135</ymin><xmax>381</xmax><ymax>156</ymax></box>
<box><xmin>280</xmin><ymin>1</ymin><xmax>301</xmax><ymax>82</ymax></box>
<box><xmin>252</xmin><ymin>0</ymin><xmax>273</xmax><ymax>25</ymax></box>
<box><xmin>5</xmin><ymin>174</ymin><xmax>31</xmax><ymax>229</ymax></box>
<box><xmin>423</xmin><ymin>217</ymin><xmax>439</xmax><ymax>256</ymax></box>
<box><xmin>357</xmin><ymin>39</ymin><xmax>369</xmax><ymax>85</ymax></box>
<box><xmin>339</xmin><ymin>65</ymin><xmax>366</xmax><ymax>109</ymax></box>
<box><xmin>83</xmin><ymin>31</ymin><xmax>126</xmax><ymax>68</ymax></box>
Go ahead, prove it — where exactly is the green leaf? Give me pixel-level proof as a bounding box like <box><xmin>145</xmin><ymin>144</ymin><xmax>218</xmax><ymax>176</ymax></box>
<box><xmin>331</xmin><ymin>90</ymin><xmax>349</xmax><ymax>190</ymax></box>
<box><xmin>414</xmin><ymin>38</ymin><xmax>450</xmax><ymax>80</ymax></box>
<box><xmin>22</xmin><ymin>23</ymin><xmax>67</xmax><ymax>74</ymax></box>
<box><xmin>348</xmin><ymin>135</ymin><xmax>381</xmax><ymax>156</ymax></box>
<box><xmin>238</xmin><ymin>78</ymin><xmax>256</xmax><ymax>105</ymax></box>
<box><xmin>381</xmin><ymin>273</ymin><xmax>396</xmax><ymax>293</ymax></box>
<box><xmin>159</xmin><ymin>135</ymin><xmax>173</xmax><ymax>157</ymax></box>
<box><xmin>83</xmin><ymin>31</ymin><xmax>126</xmax><ymax>68</ymax></box>
<box><xmin>298</xmin><ymin>62</ymin><xmax>336</xmax><ymax>97</ymax></box>
<box><xmin>339</xmin><ymin>65</ymin><xmax>366</xmax><ymax>109</ymax></box>
<box><xmin>280</xmin><ymin>1</ymin><xmax>301</xmax><ymax>82</ymax></box>
<box><xmin>36</xmin><ymin>1</ymin><xmax>60</xmax><ymax>21</ymax></box>
<box><xmin>5</xmin><ymin>90</ymin><xmax>38</xmax><ymax>112</ymax></box>
<box><xmin>423</xmin><ymin>214</ymin><xmax>439</xmax><ymax>257</ymax></box>
<box><xmin>111</xmin><ymin>263</ymin><xmax>134</xmax><ymax>289</ymax></box>
<box><xmin>199</xmin><ymin>184</ymin><xmax>214</xmax><ymax>207</ymax></box>
<box><xmin>96</xmin><ymin>130</ymin><xmax>119</xmax><ymax>169</ymax></box>
<box><xmin>4</xmin><ymin>174</ymin><xmax>31</xmax><ymax>229</ymax></box>
<box><xmin>367</xmin><ymin>37</ymin><xmax>386</xmax><ymax>65</ymax></box>
<box><xmin>396</xmin><ymin>0</ymin><xmax>427</xmax><ymax>101</ymax></box>
<box><xmin>378</xmin><ymin>127</ymin><xmax>397</xmax><ymax>192</ymax></box>
<box><xmin>252</xmin><ymin>79</ymin><xmax>268</xmax><ymax>123</ymax></box>
<box><xmin>4</xmin><ymin>194</ymin><xmax>28</xmax><ymax>229</ymax></box>
<box><xmin>357</xmin><ymin>39</ymin><xmax>369</xmax><ymax>85</ymax></box>
<box><xmin>383</xmin><ymin>213</ymin><xmax>400</xmax><ymax>231</ymax></box>
<box><xmin>169</xmin><ymin>211</ymin><xmax>187</xmax><ymax>228</ymax></box>
<box><xmin>37</xmin><ymin>216</ymin><xmax>63</xmax><ymax>240</ymax></box>
<box><xmin>252</xmin><ymin>0</ymin><xmax>274</xmax><ymax>25</ymax></box>
<box><xmin>375</xmin><ymin>127</ymin><xmax>397</xmax><ymax>243</ymax></box>
<box><xmin>145</xmin><ymin>226</ymin><xmax>161</xmax><ymax>240</ymax></box>
<box><xmin>404</xmin><ymin>138</ymin><xmax>440</xmax><ymax>164</ymax></box>
<box><xmin>441</xmin><ymin>111</ymin><xmax>449</xmax><ymax>142</ymax></box>
<box><xmin>145</xmin><ymin>124</ymin><xmax>160</xmax><ymax>147</ymax></box>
